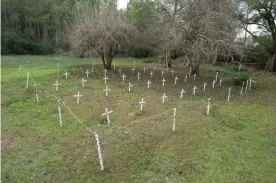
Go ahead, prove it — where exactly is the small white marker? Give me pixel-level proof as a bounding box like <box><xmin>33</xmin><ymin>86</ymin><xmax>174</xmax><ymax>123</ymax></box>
<box><xmin>185</xmin><ymin>75</ymin><xmax>188</xmax><ymax>82</ymax></box>
<box><xmin>128</xmin><ymin>83</ymin><xmax>133</xmax><ymax>92</ymax></box>
<box><xmin>193</xmin><ymin>73</ymin><xmax>197</xmax><ymax>80</ymax></box>
<box><xmin>81</xmin><ymin>78</ymin><xmax>87</xmax><ymax>88</ymax></box>
<box><xmin>103</xmin><ymin>75</ymin><xmax>109</xmax><ymax>84</ymax></box>
<box><xmin>249</xmin><ymin>78</ymin><xmax>252</xmax><ymax>90</ymax></box>
<box><xmin>228</xmin><ymin>87</ymin><xmax>231</xmax><ymax>102</ymax></box>
<box><xmin>34</xmin><ymin>83</ymin><xmax>39</xmax><ymax>103</ymax></box>
<box><xmin>161</xmin><ymin>93</ymin><xmax>168</xmax><ymax>103</ymax></box>
<box><xmin>122</xmin><ymin>74</ymin><xmax>126</xmax><ymax>83</ymax></box>
<box><xmin>64</xmin><ymin>71</ymin><xmax>70</xmax><ymax>79</ymax></box>
<box><xmin>85</xmin><ymin>70</ymin><xmax>90</xmax><ymax>78</ymax></box>
<box><xmin>161</xmin><ymin>70</ymin><xmax>164</xmax><ymax>77</ymax></box>
<box><xmin>193</xmin><ymin>86</ymin><xmax>197</xmax><ymax>95</ymax></box>
<box><xmin>220</xmin><ymin>78</ymin><xmax>222</xmax><ymax>86</ymax></box>
<box><xmin>102</xmin><ymin>108</ymin><xmax>113</xmax><ymax>125</ymax></box>
<box><xmin>245</xmin><ymin>80</ymin><xmax>248</xmax><ymax>91</ymax></box>
<box><xmin>113</xmin><ymin>61</ymin><xmax>116</xmax><ymax>70</ymax></box>
<box><xmin>17</xmin><ymin>65</ymin><xmax>22</xmax><ymax>79</ymax></box>
<box><xmin>189</xmin><ymin>67</ymin><xmax>192</xmax><ymax>77</ymax></box>
<box><xmin>139</xmin><ymin>98</ymin><xmax>146</xmax><ymax>111</ymax></box>
<box><xmin>215</xmin><ymin>72</ymin><xmax>218</xmax><ymax>81</ymax></box>
<box><xmin>53</xmin><ymin>80</ymin><xmax>60</xmax><ymax>91</ymax></box>
<box><xmin>74</xmin><ymin>92</ymin><xmax>83</xmax><ymax>104</ymax></box>
<box><xmin>147</xmin><ymin>80</ymin><xmax>151</xmax><ymax>89</ymax></box>
<box><xmin>203</xmin><ymin>82</ymin><xmax>207</xmax><ymax>91</ymax></box>
<box><xmin>172</xmin><ymin>107</ymin><xmax>176</xmax><ymax>132</ymax></box>
<box><xmin>207</xmin><ymin>98</ymin><xmax>211</xmax><ymax>115</ymax></box>
<box><xmin>212</xmin><ymin>80</ymin><xmax>216</xmax><ymax>88</ymax></box>
<box><xmin>118</xmin><ymin>68</ymin><xmax>122</xmax><ymax>75</ymax></box>
<box><xmin>171</xmin><ymin>69</ymin><xmax>174</xmax><ymax>75</ymax></box>
<box><xmin>162</xmin><ymin>78</ymin><xmax>166</xmax><ymax>86</ymax></box>
<box><xmin>143</xmin><ymin>67</ymin><xmax>147</xmax><ymax>73</ymax></box>
<box><xmin>94</xmin><ymin>133</ymin><xmax>104</xmax><ymax>171</ymax></box>
<box><xmin>240</xmin><ymin>82</ymin><xmax>244</xmax><ymax>94</ymax></box>
<box><xmin>150</xmin><ymin>71</ymin><xmax>154</xmax><ymax>78</ymax></box>
<box><xmin>137</xmin><ymin>72</ymin><xmax>141</xmax><ymax>80</ymax></box>
<box><xmin>180</xmin><ymin>89</ymin><xmax>185</xmax><ymax>99</ymax></box>
<box><xmin>174</xmin><ymin>76</ymin><xmax>179</xmax><ymax>85</ymax></box>
<box><xmin>104</xmin><ymin>86</ymin><xmax>110</xmax><ymax>97</ymax></box>
<box><xmin>58</xmin><ymin>99</ymin><xmax>62</xmax><ymax>127</ymax></box>
<box><xmin>26</xmin><ymin>72</ymin><xmax>30</xmax><ymax>89</ymax></box>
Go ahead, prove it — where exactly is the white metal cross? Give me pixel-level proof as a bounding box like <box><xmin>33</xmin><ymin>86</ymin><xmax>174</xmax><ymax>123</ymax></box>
<box><xmin>139</xmin><ymin>98</ymin><xmax>146</xmax><ymax>111</ymax></box>
<box><xmin>122</xmin><ymin>74</ymin><xmax>126</xmax><ymax>83</ymax></box>
<box><xmin>193</xmin><ymin>86</ymin><xmax>197</xmax><ymax>95</ymax></box>
<box><xmin>161</xmin><ymin>70</ymin><xmax>164</xmax><ymax>77</ymax></box>
<box><xmin>85</xmin><ymin>70</ymin><xmax>90</xmax><ymax>78</ymax></box>
<box><xmin>203</xmin><ymin>82</ymin><xmax>207</xmax><ymax>91</ymax></box>
<box><xmin>161</xmin><ymin>93</ymin><xmax>167</xmax><ymax>103</ymax></box>
<box><xmin>53</xmin><ymin>80</ymin><xmax>60</xmax><ymax>91</ymax></box>
<box><xmin>143</xmin><ymin>67</ymin><xmax>147</xmax><ymax>73</ymax></box>
<box><xmin>128</xmin><ymin>82</ymin><xmax>133</xmax><ymax>92</ymax></box>
<box><xmin>81</xmin><ymin>78</ymin><xmax>87</xmax><ymax>88</ymax></box>
<box><xmin>185</xmin><ymin>75</ymin><xmax>188</xmax><ymax>82</ymax></box>
<box><xmin>174</xmin><ymin>76</ymin><xmax>179</xmax><ymax>85</ymax></box>
<box><xmin>162</xmin><ymin>78</ymin><xmax>166</xmax><ymax>86</ymax></box>
<box><xmin>102</xmin><ymin>108</ymin><xmax>113</xmax><ymax>125</ymax></box>
<box><xmin>180</xmin><ymin>89</ymin><xmax>185</xmax><ymax>99</ymax></box>
<box><xmin>103</xmin><ymin>75</ymin><xmax>109</xmax><ymax>84</ymax></box>
<box><xmin>207</xmin><ymin>97</ymin><xmax>211</xmax><ymax>115</ymax></box>
<box><xmin>132</xmin><ymin>67</ymin><xmax>136</xmax><ymax>73</ymax></box>
<box><xmin>104</xmin><ymin>69</ymin><xmax>108</xmax><ymax>76</ymax></box>
<box><xmin>150</xmin><ymin>71</ymin><xmax>154</xmax><ymax>78</ymax></box>
<box><xmin>137</xmin><ymin>72</ymin><xmax>141</xmax><ymax>80</ymax></box>
<box><xmin>118</xmin><ymin>68</ymin><xmax>122</xmax><ymax>75</ymax></box>
<box><xmin>74</xmin><ymin>91</ymin><xmax>83</xmax><ymax>104</ymax></box>
<box><xmin>193</xmin><ymin>73</ymin><xmax>197</xmax><ymax>80</ymax></box>
<box><xmin>147</xmin><ymin>80</ymin><xmax>151</xmax><ymax>89</ymax></box>
<box><xmin>171</xmin><ymin>69</ymin><xmax>174</xmax><ymax>75</ymax></box>
<box><xmin>104</xmin><ymin>86</ymin><xmax>111</xmax><ymax>97</ymax></box>
<box><xmin>64</xmin><ymin>71</ymin><xmax>70</xmax><ymax>79</ymax></box>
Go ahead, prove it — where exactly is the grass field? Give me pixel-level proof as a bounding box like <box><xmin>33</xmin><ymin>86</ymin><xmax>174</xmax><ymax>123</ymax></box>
<box><xmin>2</xmin><ymin>55</ymin><xmax>276</xmax><ymax>183</ymax></box>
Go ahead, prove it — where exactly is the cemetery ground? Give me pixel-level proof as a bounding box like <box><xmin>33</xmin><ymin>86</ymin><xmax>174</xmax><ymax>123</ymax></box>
<box><xmin>1</xmin><ymin>55</ymin><xmax>276</xmax><ymax>183</ymax></box>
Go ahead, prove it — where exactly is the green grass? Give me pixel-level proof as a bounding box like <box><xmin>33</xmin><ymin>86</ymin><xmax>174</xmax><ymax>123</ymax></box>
<box><xmin>2</xmin><ymin>55</ymin><xmax>276</xmax><ymax>182</ymax></box>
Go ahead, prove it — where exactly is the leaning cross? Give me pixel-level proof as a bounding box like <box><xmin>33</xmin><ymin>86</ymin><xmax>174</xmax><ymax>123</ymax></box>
<box><xmin>102</xmin><ymin>108</ymin><xmax>113</xmax><ymax>125</ymax></box>
<box><xmin>85</xmin><ymin>70</ymin><xmax>90</xmax><ymax>78</ymax></box>
<box><xmin>174</xmin><ymin>76</ymin><xmax>179</xmax><ymax>85</ymax></box>
<box><xmin>161</xmin><ymin>93</ymin><xmax>167</xmax><ymax>103</ymax></box>
<box><xmin>212</xmin><ymin>80</ymin><xmax>216</xmax><ymax>88</ymax></box>
<box><xmin>139</xmin><ymin>98</ymin><xmax>146</xmax><ymax>111</ymax></box>
<box><xmin>104</xmin><ymin>86</ymin><xmax>111</xmax><ymax>97</ymax></box>
<box><xmin>81</xmin><ymin>78</ymin><xmax>87</xmax><ymax>88</ymax></box>
<box><xmin>53</xmin><ymin>80</ymin><xmax>60</xmax><ymax>91</ymax></box>
<box><xmin>103</xmin><ymin>75</ymin><xmax>109</xmax><ymax>84</ymax></box>
<box><xmin>147</xmin><ymin>80</ymin><xmax>151</xmax><ymax>89</ymax></box>
<box><xmin>64</xmin><ymin>71</ymin><xmax>70</xmax><ymax>79</ymax></box>
<box><xmin>74</xmin><ymin>91</ymin><xmax>83</xmax><ymax>104</ymax></box>
<box><xmin>193</xmin><ymin>86</ymin><xmax>197</xmax><ymax>95</ymax></box>
<box><xmin>220</xmin><ymin>78</ymin><xmax>223</xmax><ymax>86</ymax></box>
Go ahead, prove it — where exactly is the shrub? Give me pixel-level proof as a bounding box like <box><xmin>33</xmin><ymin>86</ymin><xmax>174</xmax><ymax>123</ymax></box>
<box><xmin>232</xmin><ymin>72</ymin><xmax>250</xmax><ymax>86</ymax></box>
<box><xmin>129</xmin><ymin>44</ymin><xmax>154</xmax><ymax>58</ymax></box>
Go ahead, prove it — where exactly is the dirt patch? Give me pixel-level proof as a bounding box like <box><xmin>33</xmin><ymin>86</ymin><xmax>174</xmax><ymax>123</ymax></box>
<box><xmin>1</xmin><ymin>136</ymin><xmax>18</xmax><ymax>149</ymax></box>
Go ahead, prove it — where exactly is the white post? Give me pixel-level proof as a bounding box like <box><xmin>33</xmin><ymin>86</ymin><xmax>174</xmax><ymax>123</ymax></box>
<box><xmin>147</xmin><ymin>80</ymin><xmax>151</xmax><ymax>89</ymax></box>
<box><xmin>102</xmin><ymin>108</ymin><xmax>113</xmax><ymax>125</ymax></box>
<box><xmin>173</xmin><ymin>107</ymin><xmax>176</xmax><ymax>132</ymax></box>
<box><xmin>228</xmin><ymin>87</ymin><xmax>231</xmax><ymax>102</ymax></box>
<box><xmin>185</xmin><ymin>75</ymin><xmax>188</xmax><ymax>83</ymax></box>
<box><xmin>122</xmin><ymin>74</ymin><xmax>126</xmax><ymax>83</ymax></box>
<box><xmin>150</xmin><ymin>71</ymin><xmax>153</xmax><ymax>78</ymax></box>
<box><xmin>26</xmin><ymin>72</ymin><xmax>30</xmax><ymax>89</ymax></box>
<box><xmin>17</xmin><ymin>65</ymin><xmax>22</xmax><ymax>79</ymax></box>
<box><xmin>139</xmin><ymin>98</ymin><xmax>146</xmax><ymax>111</ymax></box>
<box><xmin>128</xmin><ymin>83</ymin><xmax>133</xmax><ymax>92</ymax></box>
<box><xmin>240</xmin><ymin>82</ymin><xmax>244</xmax><ymax>95</ymax></box>
<box><xmin>161</xmin><ymin>70</ymin><xmax>164</xmax><ymax>77</ymax></box>
<box><xmin>212</xmin><ymin>80</ymin><xmax>216</xmax><ymax>88</ymax></box>
<box><xmin>189</xmin><ymin>67</ymin><xmax>192</xmax><ymax>77</ymax></box>
<box><xmin>215</xmin><ymin>72</ymin><xmax>218</xmax><ymax>81</ymax></box>
<box><xmin>113</xmin><ymin>61</ymin><xmax>116</xmax><ymax>70</ymax></box>
<box><xmin>174</xmin><ymin>76</ymin><xmax>178</xmax><ymax>85</ymax></box>
<box><xmin>85</xmin><ymin>70</ymin><xmax>90</xmax><ymax>78</ymax></box>
<box><xmin>118</xmin><ymin>68</ymin><xmax>122</xmax><ymax>75</ymax></box>
<box><xmin>34</xmin><ymin>84</ymin><xmax>39</xmax><ymax>103</ymax></box>
<box><xmin>162</xmin><ymin>78</ymin><xmax>166</xmax><ymax>86</ymax></box>
<box><xmin>103</xmin><ymin>69</ymin><xmax>108</xmax><ymax>76</ymax></box>
<box><xmin>161</xmin><ymin>93</ymin><xmax>167</xmax><ymax>103</ymax></box>
<box><xmin>180</xmin><ymin>89</ymin><xmax>185</xmax><ymax>99</ymax></box>
<box><xmin>207</xmin><ymin>98</ymin><xmax>211</xmax><ymax>115</ymax></box>
<box><xmin>245</xmin><ymin>80</ymin><xmax>248</xmax><ymax>91</ymax></box>
<box><xmin>193</xmin><ymin>86</ymin><xmax>197</xmax><ymax>95</ymax></box>
<box><xmin>193</xmin><ymin>73</ymin><xmax>197</xmax><ymax>80</ymax></box>
<box><xmin>171</xmin><ymin>69</ymin><xmax>174</xmax><ymax>75</ymax></box>
<box><xmin>220</xmin><ymin>78</ymin><xmax>222</xmax><ymax>86</ymax></box>
<box><xmin>203</xmin><ymin>82</ymin><xmax>206</xmax><ymax>91</ymax></box>
<box><xmin>58</xmin><ymin>99</ymin><xmax>62</xmax><ymax>127</ymax></box>
<box><xmin>94</xmin><ymin>133</ymin><xmax>104</xmax><ymax>171</ymax></box>
<box><xmin>249</xmin><ymin>78</ymin><xmax>252</xmax><ymax>90</ymax></box>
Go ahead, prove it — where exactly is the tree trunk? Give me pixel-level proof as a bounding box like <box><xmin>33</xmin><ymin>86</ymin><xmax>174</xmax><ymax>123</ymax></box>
<box><xmin>264</xmin><ymin>53</ymin><xmax>276</xmax><ymax>72</ymax></box>
<box><xmin>101</xmin><ymin>55</ymin><xmax>113</xmax><ymax>70</ymax></box>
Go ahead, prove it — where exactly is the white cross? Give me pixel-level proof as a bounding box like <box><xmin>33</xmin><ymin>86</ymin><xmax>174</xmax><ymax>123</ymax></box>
<box><xmin>203</xmin><ymin>82</ymin><xmax>207</xmax><ymax>91</ymax></box>
<box><xmin>185</xmin><ymin>75</ymin><xmax>188</xmax><ymax>82</ymax></box>
<box><xmin>85</xmin><ymin>70</ymin><xmax>90</xmax><ymax>78</ymax></box>
<box><xmin>193</xmin><ymin>86</ymin><xmax>197</xmax><ymax>95</ymax></box>
<box><xmin>249</xmin><ymin>78</ymin><xmax>252</xmax><ymax>90</ymax></box>
<box><xmin>228</xmin><ymin>87</ymin><xmax>231</xmax><ymax>102</ymax></box>
<box><xmin>128</xmin><ymin>82</ymin><xmax>133</xmax><ymax>92</ymax></box>
<box><xmin>132</xmin><ymin>67</ymin><xmax>135</xmax><ymax>73</ymax></box>
<box><xmin>212</xmin><ymin>80</ymin><xmax>216</xmax><ymax>88</ymax></box>
<box><xmin>174</xmin><ymin>76</ymin><xmax>178</xmax><ymax>85</ymax></box>
<box><xmin>102</xmin><ymin>108</ymin><xmax>113</xmax><ymax>125</ymax></box>
<box><xmin>220</xmin><ymin>78</ymin><xmax>223</xmax><ymax>86</ymax></box>
<box><xmin>161</xmin><ymin>70</ymin><xmax>164</xmax><ymax>77</ymax></box>
<box><xmin>193</xmin><ymin>73</ymin><xmax>197</xmax><ymax>80</ymax></box>
<box><xmin>26</xmin><ymin>72</ymin><xmax>30</xmax><ymax>89</ymax></box>
<box><xmin>150</xmin><ymin>71</ymin><xmax>154</xmax><ymax>78</ymax></box>
<box><xmin>104</xmin><ymin>69</ymin><xmax>108</xmax><ymax>76</ymax></box>
<box><xmin>17</xmin><ymin>65</ymin><xmax>22</xmax><ymax>79</ymax></box>
<box><xmin>81</xmin><ymin>78</ymin><xmax>87</xmax><ymax>88</ymax></box>
<box><xmin>118</xmin><ymin>68</ymin><xmax>122</xmax><ymax>75</ymax></box>
<box><xmin>162</xmin><ymin>78</ymin><xmax>166</xmax><ymax>86</ymax></box>
<box><xmin>161</xmin><ymin>93</ymin><xmax>167</xmax><ymax>103</ymax></box>
<box><xmin>103</xmin><ymin>75</ymin><xmax>109</xmax><ymax>84</ymax></box>
<box><xmin>122</xmin><ymin>74</ymin><xmax>126</xmax><ymax>83</ymax></box>
<box><xmin>215</xmin><ymin>72</ymin><xmax>218</xmax><ymax>81</ymax></box>
<box><xmin>180</xmin><ymin>89</ymin><xmax>185</xmax><ymax>99</ymax></box>
<box><xmin>245</xmin><ymin>80</ymin><xmax>248</xmax><ymax>91</ymax></box>
<box><xmin>139</xmin><ymin>98</ymin><xmax>146</xmax><ymax>111</ymax></box>
<box><xmin>74</xmin><ymin>92</ymin><xmax>83</xmax><ymax>104</ymax></box>
<box><xmin>53</xmin><ymin>80</ymin><xmax>60</xmax><ymax>91</ymax></box>
<box><xmin>104</xmin><ymin>86</ymin><xmax>111</xmax><ymax>97</ymax></box>
<box><xmin>240</xmin><ymin>82</ymin><xmax>244</xmax><ymax>94</ymax></box>
<box><xmin>137</xmin><ymin>72</ymin><xmax>141</xmax><ymax>80</ymax></box>
<box><xmin>64</xmin><ymin>71</ymin><xmax>70</xmax><ymax>79</ymax></box>
<box><xmin>189</xmin><ymin>67</ymin><xmax>192</xmax><ymax>77</ymax></box>
<box><xmin>171</xmin><ymin>69</ymin><xmax>174</xmax><ymax>75</ymax></box>
<box><xmin>143</xmin><ymin>67</ymin><xmax>147</xmax><ymax>73</ymax></box>
<box><xmin>207</xmin><ymin>97</ymin><xmax>211</xmax><ymax>115</ymax></box>
<box><xmin>147</xmin><ymin>80</ymin><xmax>151</xmax><ymax>89</ymax></box>
<box><xmin>58</xmin><ymin>99</ymin><xmax>62</xmax><ymax>127</ymax></box>
<box><xmin>113</xmin><ymin>61</ymin><xmax>116</xmax><ymax>70</ymax></box>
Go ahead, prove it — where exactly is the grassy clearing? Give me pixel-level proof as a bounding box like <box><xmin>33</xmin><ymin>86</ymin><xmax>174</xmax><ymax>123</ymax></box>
<box><xmin>2</xmin><ymin>55</ymin><xmax>276</xmax><ymax>182</ymax></box>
